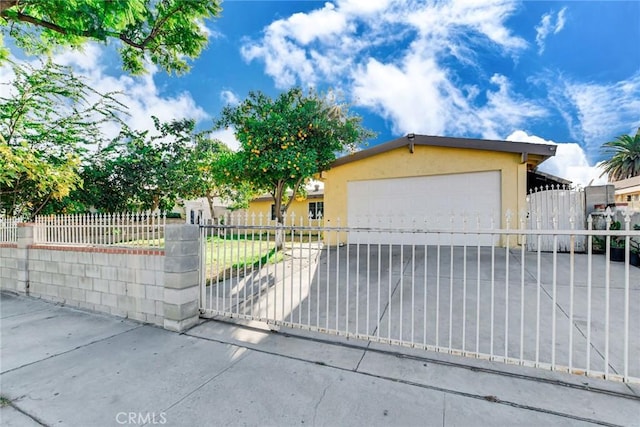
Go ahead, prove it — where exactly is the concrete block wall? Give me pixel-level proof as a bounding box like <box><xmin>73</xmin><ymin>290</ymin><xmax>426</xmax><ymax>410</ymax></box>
<box><xmin>0</xmin><ymin>224</ymin><xmax>201</xmax><ymax>332</ymax></box>
<box><xmin>0</xmin><ymin>244</ymin><xmax>20</xmax><ymax>292</ymax></box>
<box><xmin>26</xmin><ymin>246</ymin><xmax>165</xmax><ymax>326</ymax></box>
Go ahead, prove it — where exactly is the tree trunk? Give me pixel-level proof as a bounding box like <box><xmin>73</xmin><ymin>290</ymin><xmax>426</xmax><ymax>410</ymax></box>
<box><xmin>206</xmin><ymin>193</ymin><xmax>216</xmax><ymax>225</ymax></box>
<box><xmin>273</xmin><ymin>195</ymin><xmax>284</xmax><ymax>250</ymax></box>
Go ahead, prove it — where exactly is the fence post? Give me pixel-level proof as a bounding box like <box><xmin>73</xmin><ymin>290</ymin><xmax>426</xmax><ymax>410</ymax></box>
<box><xmin>163</xmin><ymin>224</ymin><xmax>200</xmax><ymax>332</ymax></box>
<box><xmin>15</xmin><ymin>223</ymin><xmax>35</xmax><ymax>294</ymax></box>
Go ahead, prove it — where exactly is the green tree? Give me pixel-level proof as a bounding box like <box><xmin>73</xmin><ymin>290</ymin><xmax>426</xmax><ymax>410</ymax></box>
<box><xmin>0</xmin><ymin>60</ymin><xmax>123</xmax><ymax>219</ymax></box>
<box><xmin>82</xmin><ymin>117</ymin><xmax>194</xmax><ymax>213</ymax></box>
<box><xmin>178</xmin><ymin>135</ymin><xmax>253</xmax><ymax>221</ymax></box>
<box><xmin>0</xmin><ymin>0</ymin><xmax>221</xmax><ymax>75</ymax></box>
<box><xmin>600</xmin><ymin>129</ymin><xmax>640</xmax><ymax>181</ymax></box>
<box><xmin>216</xmin><ymin>88</ymin><xmax>373</xmax><ymax>227</ymax></box>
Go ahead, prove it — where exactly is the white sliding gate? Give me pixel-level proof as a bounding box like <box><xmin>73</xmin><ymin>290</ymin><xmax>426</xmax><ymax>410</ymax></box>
<box><xmin>527</xmin><ymin>186</ymin><xmax>586</xmax><ymax>252</ymax></box>
<box><xmin>199</xmin><ymin>212</ymin><xmax>640</xmax><ymax>384</ymax></box>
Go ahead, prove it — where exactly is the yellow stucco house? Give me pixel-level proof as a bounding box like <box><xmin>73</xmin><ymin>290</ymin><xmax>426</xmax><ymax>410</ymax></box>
<box><xmin>244</xmin><ymin>134</ymin><xmax>557</xmax><ymax>245</ymax></box>
<box><xmin>244</xmin><ymin>183</ymin><xmax>324</xmax><ymax>226</ymax></box>
<box><xmin>321</xmin><ymin>134</ymin><xmax>557</xmax><ymax>245</ymax></box>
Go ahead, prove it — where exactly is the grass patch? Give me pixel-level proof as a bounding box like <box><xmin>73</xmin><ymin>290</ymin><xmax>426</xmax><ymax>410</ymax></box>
<box><xmin>0</xmin><ymin>396</ymin><xmax>11</xmax><ymax>407</ymax></box>
<box><xmin>202</xmin><ymin>237</ymin><xmax>285</xmax><ymax>283</ymax></box>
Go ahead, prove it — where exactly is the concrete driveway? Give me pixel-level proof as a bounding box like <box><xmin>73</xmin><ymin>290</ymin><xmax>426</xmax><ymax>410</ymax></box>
<box><xmin>204</xmin><ymin>245</ymin><xmax>640</xmax><ymax>383</ymax></box>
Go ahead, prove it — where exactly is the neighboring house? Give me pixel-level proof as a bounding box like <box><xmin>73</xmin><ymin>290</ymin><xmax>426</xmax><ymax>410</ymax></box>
<box><xmin>182</xmin><ymin>197</ymin><xmax>232</xmax><ymax>224</ymax></box>
<box><xmin>613</xmin><ymin>175</ymin><xmax>640</xmax><ymax>212</ymax></box>
<box><xmin>244</xmin><ymin>182</ymin><xmax>324</xmax><ymax>226</ymax></box>
<box><xmin>322</xmin><ymin>134</ymin><xmax>557</xmax><ymax>245</ymax></box>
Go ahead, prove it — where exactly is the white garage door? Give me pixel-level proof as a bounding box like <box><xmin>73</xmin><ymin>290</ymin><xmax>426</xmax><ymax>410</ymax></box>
<box><xmin>347</xmin><ymin>171</ymin><xmax>501</xmax><ymax>246</ymax></box>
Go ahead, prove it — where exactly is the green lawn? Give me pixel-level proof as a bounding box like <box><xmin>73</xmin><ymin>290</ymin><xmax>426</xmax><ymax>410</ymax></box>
<box><xmin>201</xmin><ymin>235</ymin><xmax>283</xmax><ymax>283</ymax></box>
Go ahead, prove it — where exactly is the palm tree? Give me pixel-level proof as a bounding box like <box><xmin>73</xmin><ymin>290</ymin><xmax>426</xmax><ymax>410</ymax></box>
<box><xmin>600</xmin><ymin>129</ymin><xmax>640</xmax><ymax>181</ymax></box>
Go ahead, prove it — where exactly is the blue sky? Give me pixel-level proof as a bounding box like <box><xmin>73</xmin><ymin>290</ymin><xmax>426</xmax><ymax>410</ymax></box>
<box><xmin>2</xmin><ymin>0</ymin><xmax>639</xmax><ymax>186</ymax></box>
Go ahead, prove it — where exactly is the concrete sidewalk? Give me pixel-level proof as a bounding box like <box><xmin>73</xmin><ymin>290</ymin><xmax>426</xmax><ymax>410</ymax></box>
<box><xmin>1</xmin><ymin>292</ymin><xmax>638</xmax><ymax>427</ymax></box>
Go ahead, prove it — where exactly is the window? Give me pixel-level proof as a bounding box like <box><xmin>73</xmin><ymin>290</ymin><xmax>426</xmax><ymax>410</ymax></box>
<box><xmin>308</xmin><ymin>201</ymin><xmax>324</xmax><ymax>219</ymax></box>
<box><xmin>270</xmin><ymin>204</ymin><xmax>286</xmax><ymax>221</ymax></box>
<box><xmin>627</xmin><ymin>195</ymin><xmax>632</xmax><ymax>202</ymax></box>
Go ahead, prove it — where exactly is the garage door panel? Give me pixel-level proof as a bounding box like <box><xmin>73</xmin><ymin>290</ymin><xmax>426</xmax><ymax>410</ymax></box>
<box><xmin>347</xmin><ymin>171</ymin><xmax>501</xmax><ymax>246</ymax></box>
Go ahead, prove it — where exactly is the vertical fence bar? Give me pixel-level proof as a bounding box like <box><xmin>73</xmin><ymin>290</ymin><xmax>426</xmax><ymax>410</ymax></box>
<box><xmin>299</xmin><ymin>217</ymin><xmax>304</xmax><ymax>325</ymax></box>
<box><xmin>344</xmin><ymin>221</ymin><xmax>350</xmax><ymax>333</ymax></box>
<box><xmin>211</xmin><ymin>224</ymin><xmax>216</xmax><ymax>312</ymax></box>
<box><xmin>586</xmin><ymin>216</ymin><xmax>593</xmax><ymax>376</ymax></box>
<box><xmin>411</xmin><ymin>237</ymin><xmax>415</xmax><ymax>346</ymax></box>
<box><xmin>623</xmin><ymin>213</ymin><xmax>630</xmax><ymax>381</ymax></box>
<box><xmin>258</xmin><ymin>214</ymin><xmax>264</xmax><ymax>319</ymax></box>
<box><xmin>476</xmin><ymin>215</ymin><xmax>481</xmax><ymax>355</ymax></box>
<box><xmin>551</xmin><ymin>216</ymin><xmax>558</xmax><ymax>370</ymax></box>
<box><xmin>307</xmin><ymin>217</ymin><xmax>312</xmax><ymax>328</ymax></box>
<box><xmin>449</xmin><ymin>216</ymin><xmax>454</xmax><ymax>351</ymax></box>
<box><xmin>317</xmin><ymin>219</ymin><xmax>323</xmax><ymax>328</ymax></box>
<box><xmin>568</xmin><ymin>213</ymin><xmax>575</xmax><ymax>372</ymax></box>
<box><xmin>355</xmin><ymin>226</ymin><xmax>360</xmax><ymax>335</ymax></box>
<box><xmin>490</xmin><ymin>216</ymin><xmax>496</xmax><ymax>359</ymax></box>
<box><xmin>366</xmin><ymin>230</ymin><xmax>371</xmax><ymax>336</ymax></box>
<box><xmin>388</xmin><ymin>239</ymin><xmax>392</xmax><ymax>341</ymax></box>
<box><xmin>519</xmin><ymin>212</ymin><xmax>526</xmax><ymax>363</ymax></box>
<box><xmin>535</xmin><ymin>212</ymin><xmax>542</xmax><ymax>367</ymax></box>
<box><xmin>504</xmin><ymin>211</ymin><xmax>511</xmax><ymax>359</ymax></box>
<box><xmin>377</xmin><ymin>240</ymin><xmax>382</xmax><ymax>339</ymax></box>
<box><xmin>462</xmin><ymin>216</ymin><xmax>467</xmax><ymax>353</ymax></box>
<box><xmin>325</xmin><ymin>230</ymin><xmax>330</xmax><ymax>330</ymax></box>
<box><xmin>436</xmin><ymin>231</ymin><xmax>441</xmax><ymax>348</ymax></box>
<box><xmin>335</xmin><ymin>219</ymin><xmax>340</xmax><ymax>331</ymax></box>
<box><xmin>399</xmin><ymin>241</ymin><xmax>404</xmax><ymax>342</ymax></box>
<box><xmin>222</xmin><ymin>219</ymin><xmax>228</xmax><ymax>315</ymax></box>
<box><xmin>604</xmin><ymin>211</ymin><xmax>611</xmax><ymax>378</ymax></box>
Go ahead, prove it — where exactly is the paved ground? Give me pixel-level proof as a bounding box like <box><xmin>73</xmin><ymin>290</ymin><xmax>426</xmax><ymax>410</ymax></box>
<box><xmin>1</xmin><ymin>292</ymin><xmax>639</xmax><ymax>426</ymax></box>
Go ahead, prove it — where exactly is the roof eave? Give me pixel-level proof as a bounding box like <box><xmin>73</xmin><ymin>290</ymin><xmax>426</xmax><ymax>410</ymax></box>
<box><xmin>331</xmin><ymin>134</ymin><xmax>557</xmax><ymax>168</ymax></box>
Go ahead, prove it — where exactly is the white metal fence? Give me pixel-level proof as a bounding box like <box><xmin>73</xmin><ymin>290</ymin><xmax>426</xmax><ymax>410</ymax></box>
<box><xmin>0</xmin><ymin>216</ymin><xmax>20</xmax><ymax>243</ymax></box>
<box><xmin>34</xmin><ymin>212</ymin><xmax>167</xmax><ymax>248</ymax></box>
<box><xmin>199</xmin><ymin>212</ymin><xmax>640</xmax><ymax>384</ymax></box>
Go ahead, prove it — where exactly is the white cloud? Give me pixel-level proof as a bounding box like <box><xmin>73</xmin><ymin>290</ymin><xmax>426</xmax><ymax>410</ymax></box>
<box><xmin>242</xmin><ymin>0</ymin><xmax>543</xmax><ymax>140</ymax></box>
<box><xmin>506</xmin><ymin>130</ymin><xmax>606</xmax><ymax>187</ymax></box>
<box><xmin>210</xmin><ymin>127</ymin><xmax>240</xmax><ymax>151</ymax></box>
<box><xmin>535</xmin><ymin>7</ymin><xmax>567</xmax><ymax>55</ymax></box>
<box><xmin>220</xmin><ymin>89</ymin><xmax>240</xmax><ymax>106</ymax></box>
<box><xmin>562</xmin><ymin>73</ymin><xmax>640</xmax><ymax>154</ymax></box>
<box><xmin>52</xmin><ymin>45</ymin><xmax>208</xmax><ymax>136</ymax></box>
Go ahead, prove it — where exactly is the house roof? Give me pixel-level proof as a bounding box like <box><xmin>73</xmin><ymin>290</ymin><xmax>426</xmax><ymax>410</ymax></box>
<box><xmin>331</xmin><ymin>134</ymin><xmax>557</xmax><ymax>168</ymax></box>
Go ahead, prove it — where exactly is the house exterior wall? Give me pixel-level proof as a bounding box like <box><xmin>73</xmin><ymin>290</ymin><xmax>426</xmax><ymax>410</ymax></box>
<box><xmin>323</xmin><ymin>145</ymin><xmax>528</xmax><ymax>238</ymax></box>
<box><xmin>244</xmin><ymin>196</ymin><xmax>324</xmax><ymax>226</ymax></box>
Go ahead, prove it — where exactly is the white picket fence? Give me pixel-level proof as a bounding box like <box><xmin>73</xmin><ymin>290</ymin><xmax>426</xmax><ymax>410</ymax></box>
<box><xmin>199</xmin><ymin>211</ymin><xmax>640</xmax><ymax>383</ymax></box>
<box><xmin>33</xmin><ymin>212</ymin><xmax>167</xmax><ymax>248</ymax></box>
<box><xmin>0</xmin><ymin>217</ymin><xmax>20</xmax><ymax>243</ymax></box>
